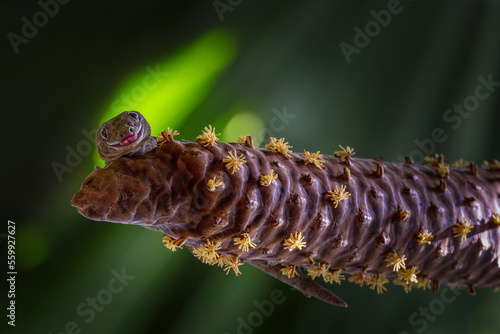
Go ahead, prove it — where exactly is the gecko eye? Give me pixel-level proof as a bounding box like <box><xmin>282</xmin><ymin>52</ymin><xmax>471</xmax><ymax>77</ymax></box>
<box><xmin>100</xmin><ymin>128</ymin><xmax>108</xmax><ymax>140</ymax></box>
<box><xmin>128</xmin><ymin>112</ymin><xmax>139</xmax><ymax>122</ymax></box>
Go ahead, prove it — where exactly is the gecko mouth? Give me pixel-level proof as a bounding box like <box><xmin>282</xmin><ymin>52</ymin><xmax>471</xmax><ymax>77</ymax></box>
<box><xmin>113</xmin><ymin>127</ymin><xmax>142</xmax><ymax>147</ymax></box>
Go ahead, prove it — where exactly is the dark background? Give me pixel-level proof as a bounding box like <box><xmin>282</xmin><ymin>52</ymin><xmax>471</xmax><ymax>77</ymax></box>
<box><xmin>3</xmin><ymin>0</ymin><xmax>500</xmax><ymax>333</ymax></box>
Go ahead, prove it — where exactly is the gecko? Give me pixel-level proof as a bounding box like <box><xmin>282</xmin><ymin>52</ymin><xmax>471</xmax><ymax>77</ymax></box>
<box><xmin>77</xmin><ymin>112</ymin><xmax>500</xmax><ymax>307</ymax></box>
<box><xmin>88</xmin><ymin>111</ymin><xmax>348</xmax><ymax>306</ymax></box>
<box><xmin>97</xmin><ymin>111</ymin><xmax>157</xmax><ymax>166</ymax></box>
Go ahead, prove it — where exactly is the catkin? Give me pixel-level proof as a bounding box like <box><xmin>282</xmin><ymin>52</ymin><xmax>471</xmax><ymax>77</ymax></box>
<box><xmin>72</xmin><ymin>139</ymin><xmax>500</xmax><ymax>296</ymax></box>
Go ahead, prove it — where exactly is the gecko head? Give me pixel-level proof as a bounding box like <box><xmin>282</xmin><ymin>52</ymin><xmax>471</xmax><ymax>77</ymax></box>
<box><xmin>97</xmin><ymin>111</ymin><xmax>152</xmax><ymax>163</ymax></box>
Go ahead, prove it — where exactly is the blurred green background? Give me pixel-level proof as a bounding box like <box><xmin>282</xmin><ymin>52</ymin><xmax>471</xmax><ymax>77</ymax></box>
<box><xmin>3</xmin><ymin>0</ymin><xmax>500</xmax><ymax>333</ymax></box>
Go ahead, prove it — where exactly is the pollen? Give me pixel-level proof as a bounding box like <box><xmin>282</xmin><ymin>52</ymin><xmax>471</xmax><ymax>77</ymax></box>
<box><xmin>166</xmin><ymin>127</ymin><xmax>180</xmax><ymax>137</ymax></box>
<box><xmin>192</xmin><ymin>240</ymin><xmax>222</xmax><ymax>266</ymax></box>
<box><xmin>237</xmin><ymin>135</ymin><xmax>249</xmax><ymax>145</ymax></box>
<box><xmin>281</xmin><ymin>265</ymin><xmax>299</xmax><ymax>278</ymax></box>
<box><xmin>416</xmin><ymin>276</ymin><xmax>430</xmax><ymax>290</ymax></box>
<box><xmin>223</xmin><ymin>149</ymin><xmax>247</xmax><ymax>174</ymax></box>
<box><xmin>385</xmin><ymin>250</ymin><xmax>406</xmax><ymax>272</ymax></box>
<box><xmin>491</xmin><ymin>214</ymin><xmax>500</xmax><ymax>226</ymax></box>
<box><xmin>324</xmin><ymin>269</ymin><xmax>345</xmax><ymax>285</ymax></box>
<box><xmin>206</xmin><ymin>176</ymin><xmax>223</xmax><ymax>192</ymax></box>
<box><xmin>437</xmin><ymin>162</ymin><xmax>450</xmax><ymax>178</ymax></box>
<box><xmin>196</xmin><ymin>125</ymin><xmax>220</xmax><ymax>148</ymax></box>
<box><xmin>424</xmin><ymin>153</ymin><xmax>444</xmax><ymax>166</ymax></box>
<box><xmin>283</xmin><ymin>232</ymin><xmax>307</xmax><ymax>251</ymax></box>
<box><xmin>237</xmin><ymin>134</ymin><xmax>254</xmax><ymax>147</ymax></box>
<box><xmin>260</xmin><ymin>169</ymin><xmax>278</xmax><ymax>186</ymax></box>
<box><xmin>222</xmin><ymin>255</ymin><xmax>243</xmax><ymax>276</ymax></box>
<box><xmin>307</xmin><ymin>263</ymin><xmax>330</xmax><ymax>280</ymax></box>
<box><xmin>156</xmin><ymin>135</ymin><xmax>166</xmax><ymax>147</ymax></box>
<box><xmin>162</xmin><ymin>234</ymin><xmax>177</xmax><ymax>251</ymax></box>
<box><xmin>214</xmin><ymin>253</ymin><xmax>227</xmax><ymax>268</ymax></box>
<box><xmin>157</xmin><ymin>127</ymin><xmax>180</xmax><ymax>146</ymax></box>
<box><xmin>233</xmin><ymin>233</ymin><xmax>257</xmax><ymax>252</ymax></box>
<box><xmin>417</xmin><ymin>229</ymin><xmax>434</xmax><ymax>245</ymax></box>
<box><xmin>393</xmin><ymin>277</ymin><xmax>415</xmax><ymax>293</ymax></box>
<box><xmin>343</xmin><ymin>167</ymin><xmax>351</xmax><ymax>181</ymax></box>
<box><xmin>367</xmin><ymin>273</ymin><xmax>389</xmax><ymax>294</ymax></box>
<box><xmin>397</xmin><ymin>266</ymin><xmax>420</xmax><ymax>284</ymax></box>
<box><xmin>483</xmin><ymin>159</ymin><xmax>500</xmax><ymax>170</ymax></box>
<box><xmin>398</xmin><ymin>209</ymin><xmax>410</xmax><ymax>222</ymax></box>
<box><xmin>334</xmin><ymin>145</ymin><xmax>355</xmax><ymax>159</ymax></box>
<box><xmin>302</xmin><ymin>150</ymin><xmax>325</xmax><ymax>169</ymax></box>
<box><xmin>327</xmin><ymin>185</ymin><xmax>351</xmax><ymax>208</ymax></box>
<box><xmin>348</xmin><ymin>269</ymin><xmax>369</xmax><ymax>287</ymax></box>
<box><xmin>453</xmin><ymin>217</ymin><xmax>474</xmax><ymax>241</ymax></box>
<box><xmin>451</xmin><ymin>158</ymin><xmax>470</xmax><ymax>167</ymax></box>
<box><xmin>162</xmin><ymin>235</ymin><xmax>185</xmax><ymax>252</ymax></box>
<box><xmin>265</xmin><ymin>137</ymin><xmax>293</xmax><ymax>158</ymax></box>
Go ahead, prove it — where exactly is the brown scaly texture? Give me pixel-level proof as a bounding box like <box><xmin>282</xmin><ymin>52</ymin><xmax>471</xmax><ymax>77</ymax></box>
<box><xmin>71</xmin><ymin>138</ymin><xmax>500</xmax><ymax>306</ymax></box>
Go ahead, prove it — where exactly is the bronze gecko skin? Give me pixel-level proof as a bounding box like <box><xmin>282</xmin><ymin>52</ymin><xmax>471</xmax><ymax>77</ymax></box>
<box><xmin>97</xmin><ymin>111</ymin><xmax>157</xmax><ymax>166</ymax></box>
<box><xmin>72</xmin><ymin>114</ymin><xmax>500</xmax><ymax>307</ymax></box>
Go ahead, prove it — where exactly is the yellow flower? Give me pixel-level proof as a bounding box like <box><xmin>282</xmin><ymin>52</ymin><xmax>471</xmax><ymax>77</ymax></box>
<box><xmin>417</xmin><ymin>229</ymin><xmax>433</xmax><ymax>245</ymax></box>
<box><xmin>265</xmin><ymin>137</ymin><xmax>293</xmax><ymax>158</ymax></box>
<box><xmin>436</xmin><ymin>162</ymin><xmax>450</xmax><ymax>178</ymax></box>
<box><xmin>156</xmin><ymin>127</ymin><xmax>180</xmax><ymax>146</ymax></box>
<box><xmin>223</xmin><ymin>150</ymin><xmax>247</xmax><ymax>174</ymax></box>
<box><xmin>453</xmin><ymin>218</ymin><xmax>474</xmax><ymax>241</ymax></box>
<box><xmin>324</xmin><ymin>269</ymin><xmax>345</xmax><ymax>285</ymax></box>
<box><xmin>424</xmin><ymin>153</ymin><xmax>443</xmax><ymax>166</ymax></box>
<box><xmin>334</xmin><ymin>145</ymin><xmax>355</xmax><ymax>159</ymax></box>
<box><xmin>416</xmin><ymin>276</ymin><xmax>430</xmax><ymax>290</ymax></box>
<box><xmin>327</xmin><ymin>185</ymin><xmax>351</xmax><ymax>208</ymax></box>
<box><xmin>206</xmin><ymin>176</ymin><xmax>223</xmax><ymax>192</ymax></box>
<box><xmin>398</xmin><ymin>209</ymin><xmax>410</xmax><ymax>221</ymax></box>
<box><xmin>233</xmin><ymin>233</ymin><xmax>257</xmax><ymax>252</ymax></box>
<box><xmin>162</xmin><ymin>235</ymin><xmax>185</xmax><ymax>252</ymax></box>
<box><xmin>393</xmin><ymin>277</ymin><xmax>415</xmax><ymax>293</ymax></box>
<box><xmin>451</xmin><ymin>158</ymin><xmax>470</xmax><ymax>167</ymax></box>
<box><xmin>397</xmin><ymin>266</ymin><xmax>420</xmax><ymax>284</ymax></box>
<box><xmin>308</xmin><ymin>264</ymin><xmax>345</xmax><ymax>285</ymax></box>
<box><xmin>192</xmin><ymin>240</ymin><xmax>222</xmax><ymax>265</ymax></box>
<box><xmin>283</xmin><ymin>232</ymin><xmax>306</xmax><ymax>251</ymax></box>
<box><xmin>483</xmin><ymin>160</ymin><xmax>500</xmax><ymax>170</ymax></box>
<box><xmin>367</xmin><ymin>273</ymin><xmax>389</xmax><ymax>294</ymax></box>
<box><xmin>281</xmin><ymin>265</ymin><xmax>299</xmax><ymax>278</ymax></box>
<box><xmin>237</xmin><ymin>134</ymin><xmax>251</xmax><ymax>145</ymax></box>
<box><xmin>196</xmin><ymin>125</ymin><xmax>220</xmax><ymax>147</ymax></box>
<box><xmin>260</xmin><ymin>170</ymin><xmax>278</xmax><ymax>186</ymax></box>
<box><xmin>221</xmin><ymin>255</ymin><xmax>243</xmax><ymax>276</ymax></box>
<box><xmin>307</xmin><ymin>263</ymin><xmax>330</xmax><ymax>280</ymax></box>
<box><xmin>348</xmin><ymin>270</ymin><xmax>369</xmax><ymax>287</ymax></box>
<box><xmin>302</xmin><ymin>150</ymin><xmax>325</xmax><ymax>169</ymax></box>
<box><xmin>385</xmin><ymin>250</ymin><xmax>406</xmax><ymax>272</ymax></box>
